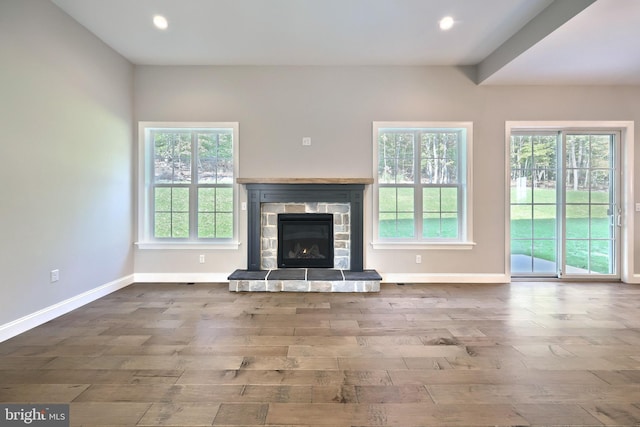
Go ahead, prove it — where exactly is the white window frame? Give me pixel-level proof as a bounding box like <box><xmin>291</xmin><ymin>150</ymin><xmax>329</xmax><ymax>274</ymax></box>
<box><xmin>136</xmin><ymin>121</ymin><xmax>240</xmax><ymax>250</ymax></box>
<box><xmin>372</xmin><ymin>121</ymin><xmax>475</xmax><ymax>250</ymax></box>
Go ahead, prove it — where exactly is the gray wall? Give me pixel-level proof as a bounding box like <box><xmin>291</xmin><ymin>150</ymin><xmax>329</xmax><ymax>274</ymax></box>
<box><xmin>0</xmin><ymin>0</ymin><xmax>134</xmax><ymax>326</ymax></box>
<box><xmin>133</xmin><ymin>66</ymin><xmax>640</xmax><ymax>279</ymax></box>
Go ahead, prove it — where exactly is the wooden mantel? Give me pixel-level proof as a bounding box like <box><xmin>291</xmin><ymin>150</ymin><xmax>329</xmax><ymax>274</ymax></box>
<box><xmin>237</xmin><ymin>177</ymin><xmax>373</xmax><ymax>185</ymax></box>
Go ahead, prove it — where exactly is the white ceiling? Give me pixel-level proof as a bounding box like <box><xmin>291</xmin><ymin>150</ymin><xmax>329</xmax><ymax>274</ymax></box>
<box><xmin>50</xmin><ymin>0</ymin><xmax>640</xmax><ymax>85</ymax></box>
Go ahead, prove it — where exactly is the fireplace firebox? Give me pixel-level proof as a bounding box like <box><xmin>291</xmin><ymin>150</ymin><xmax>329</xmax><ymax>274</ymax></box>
<box><xmin>277</xmin><ymin>213</ymin><xmax>334</xmax><ymax>268</ymax></box>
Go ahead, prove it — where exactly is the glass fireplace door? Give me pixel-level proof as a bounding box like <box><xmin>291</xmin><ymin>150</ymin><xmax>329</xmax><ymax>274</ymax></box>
<box><xmin>277</xmin><ymin>213</ymin><xmax>334</xmax><ymax>268</ymax></box>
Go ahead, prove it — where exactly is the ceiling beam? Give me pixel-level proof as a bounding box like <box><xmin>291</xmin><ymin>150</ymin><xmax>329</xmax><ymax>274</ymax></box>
<box><xmin>475</xmin><ymin>0</ymin><xmax>596</xmax><ymax>84</ymax></box>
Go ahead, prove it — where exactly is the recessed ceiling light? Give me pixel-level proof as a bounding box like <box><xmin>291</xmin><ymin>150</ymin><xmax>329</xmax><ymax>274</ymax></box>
<box><xmin>153</xmin><ymin>15</ymin><xmax>168</xmax><ymax>30</ymax></box>
<box><xmin>439</xmin><ymin>16</ymin><xmax>454</xmax><ymax>31</ymax></box>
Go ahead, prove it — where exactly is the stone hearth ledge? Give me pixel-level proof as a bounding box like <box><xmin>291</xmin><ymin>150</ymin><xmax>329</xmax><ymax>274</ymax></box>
<box><xmin>228</xmin><ymin>269</ymin><xmax>381</xmax><ymax>292</ymax></box>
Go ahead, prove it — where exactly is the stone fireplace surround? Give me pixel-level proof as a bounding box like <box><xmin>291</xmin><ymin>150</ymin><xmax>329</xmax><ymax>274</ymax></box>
<box><xmin>262</xmin><ymin>202</ymin><xmax>350</xmax><ymax>270</ymax></box>
<box><xmin>228</xmin><ymin>178</ymin><xmax>381</xmax><ymax>292</ymax></box>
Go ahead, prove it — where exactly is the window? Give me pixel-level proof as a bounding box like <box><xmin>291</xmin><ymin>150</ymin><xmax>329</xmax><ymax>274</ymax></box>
<box><xmin>372</xmin><ymin>122</ymin><xmax>473</xmax><ymax>248</ymax></box>
<box><xmin>137</xmin><ymin>122</ymin><xmax>239</xmax><ymax>247</ymax></box>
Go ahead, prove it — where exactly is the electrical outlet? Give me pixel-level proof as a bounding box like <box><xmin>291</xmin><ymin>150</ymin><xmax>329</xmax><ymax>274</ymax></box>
<box><xmin>415</xmin><ymin>255</ymin><xmax>422</xmax><ymax>264</ymax></box>
<box><xmin>302</xmin><ymin>137</ymin><xmax>311</xmax><ymax>146</ymax></box>
<box><xmin>199</xmin><ymin>254</ymin><xmax>205</xmax><ymax>264</ymax></box>
<box><xmin>50</xmin><ymin>269</ymin><xmax>60</xmax><ymax>283</ymax></box>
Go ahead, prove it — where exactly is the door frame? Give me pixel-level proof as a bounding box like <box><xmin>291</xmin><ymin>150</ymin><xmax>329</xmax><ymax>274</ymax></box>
<box><xmin>505</xmin><ymin>121</ymin><xmax>635</xmax><ymax>282</ymax></box>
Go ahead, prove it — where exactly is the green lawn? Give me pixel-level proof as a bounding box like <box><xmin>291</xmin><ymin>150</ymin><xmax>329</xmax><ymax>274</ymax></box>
<box><xmin>379</xmin><ymin>187</ymin><xmax>459</xmax><ymax>239</ymax></box>
<box><xmin>379</xmin><ymin>187</ymin><xmax>614</xmax><ymax>274</ymax></box>
<box><xmin>510</xmin><ymin>187</ymin><xmax>612</xmax><ymax>273</ymax></box>
<box><xmin>154</xmin><ymin>186</ymin><xmax>233</xmax><ymax>238</ymax></box>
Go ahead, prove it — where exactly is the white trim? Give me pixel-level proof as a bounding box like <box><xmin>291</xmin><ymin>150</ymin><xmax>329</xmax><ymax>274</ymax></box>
<box><xmin>135</xmin><ymin>241</ymin><xmax>241</xmax><ymax>250</ymax></box>
<box><xmin>505</xmin><ymin>121</ymin><xmax>634</xmax><ymax>282</ymax></box>
<box><xmin>380</xmin><ymin>273</ymin><xmax>510</xmax><ymax>284</ymax></box>
<box><xmin>370</xmin><ymin>241</ymin><xmax>476</xmax><ymax>250</ymax></box>
<box><xmin>133</xmin><ymin>272</ymin><xmax>231</xmax><ymax>283</ymax></box>
<box><xmin>504</xmin><ymin>125</ymin><xmax>512</xmax><ymax>278</ymax></box>
<box><xmin>620</xmin><ymin>123</ymin><xmax>635</xmax><ymax>283</ymax></box>
<box><xmin>627</xmin><ymin>274</ymin><xmax>640</xmax><ymax>284</ymax></box>
<box><xmin>0</xmin><ymin>275</ymin><xmax>134</xmax><ymax>343</ymax></box>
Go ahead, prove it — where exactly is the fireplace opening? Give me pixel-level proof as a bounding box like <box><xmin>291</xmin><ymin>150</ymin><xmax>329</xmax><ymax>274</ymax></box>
<box><xmin>277</xmin><ymin>213</ymin><xmax>334</xmax><ymax>268</ymax></box>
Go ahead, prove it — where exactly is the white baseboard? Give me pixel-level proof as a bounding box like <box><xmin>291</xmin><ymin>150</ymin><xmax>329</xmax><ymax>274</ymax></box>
<box><xmin>380</xmin><ymin>272</ymin><xmax>510</xmax><ymax>284</ymax></box>
<box><xmin>134</xmin><ymin>272</ymin><xmax>511</xmax><ymax>285</ymax></box>
<box><xmin>0</xmin><ymin>274</ymin><xmax>134</xmax><ymax>343</ymax></box>
<box><xmin>133</xmin><ymin>273</ymin><xmax>231</xmax><ymax>283</ymax></box>
<box><xmin>624</xmin><ymin>274</ymin><xmax>640</xmax><ymax>284</ymax></box>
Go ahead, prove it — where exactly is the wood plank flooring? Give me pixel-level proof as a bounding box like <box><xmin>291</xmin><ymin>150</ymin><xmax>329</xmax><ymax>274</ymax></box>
<box><xmin>1</xmin><ymin>281</ymin><xmax>640</xmax><ymax>426</ymax></box>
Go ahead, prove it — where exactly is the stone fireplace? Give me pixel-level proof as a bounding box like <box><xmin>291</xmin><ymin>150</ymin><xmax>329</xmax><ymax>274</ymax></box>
<box><xmin>262</xmin><ymin>203</ymin><xmax>349</xmax><ymax>269</ymax></box>
<box><xmin>228</xmin><ymin>178</ymin><xmax>381</xmax><ymax>292</ymax></box>
<box><xmin>242</xmin><ymin>180</ymin><xmax>367</xmax><ymax>271</ymax></box>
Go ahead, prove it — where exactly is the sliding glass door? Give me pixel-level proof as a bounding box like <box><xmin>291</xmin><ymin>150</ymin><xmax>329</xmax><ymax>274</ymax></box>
<box><xmin>511</xmin><ymin>133</ymin><xmax>559</xmax><ymax>276</ymax></box>
<box><xmin>510</xmin><ymin>130</ymin><xmax>620</xmax><ymax>279</ymax></box>
<box><xmin>561</xmin><ymin>132</ymin><xmax>619</xmax><ymax>277</ymax></box>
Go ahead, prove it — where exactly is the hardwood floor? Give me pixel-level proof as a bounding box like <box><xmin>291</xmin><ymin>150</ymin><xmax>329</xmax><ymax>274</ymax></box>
<box><xmin>1</xmin><ymin>281</ymin><xmax>640</xmax><ymax>426</ymax></box>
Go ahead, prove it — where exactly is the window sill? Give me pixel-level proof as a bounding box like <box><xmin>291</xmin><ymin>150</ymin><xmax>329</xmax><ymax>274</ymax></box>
<box><xmin>135</xmin><ymin>241</ymin><xmax>241</xmax><ymax>250</ymax></box>
<box><xmin>370</xmin><ymin>241</ymin><xmax>476</xmax><ymax>250</ymax></box>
